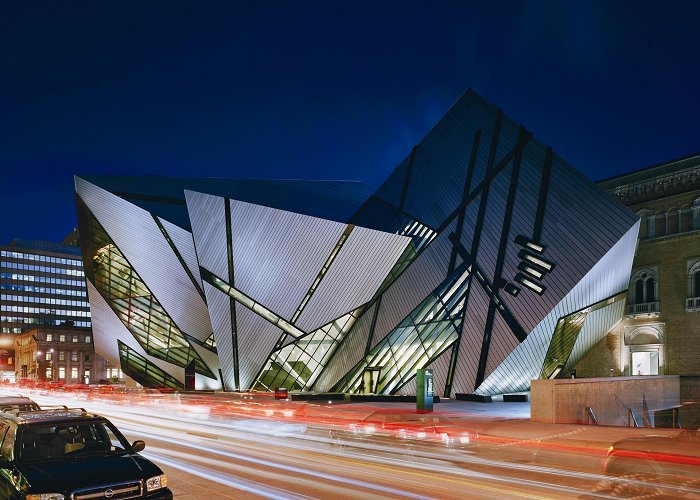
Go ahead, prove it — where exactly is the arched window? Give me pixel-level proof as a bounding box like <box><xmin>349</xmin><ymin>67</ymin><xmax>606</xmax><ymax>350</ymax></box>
<box><xmin>646</xmin><ymin>278</ymin><xmax>656</xmax><ymax>302</ymax></box>
<box><xmin>695</xmin><ymin>271</ymin><xmax>700</xmax><ymax>298</ymax></box>
<box><xmin>635</xmin><ymin>280</ymin><xmax>644</xmax><ymax>304</ymax></box>
<box><xmin>628</xmin><ymin>269</ymin><xmax>659</xmax><ymax>315</ymax></box>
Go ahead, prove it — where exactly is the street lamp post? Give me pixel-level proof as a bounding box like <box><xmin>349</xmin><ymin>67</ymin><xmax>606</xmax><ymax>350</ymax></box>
<box><xmin>36</xmin><ymin>351</ymin><xmax>42</xmax><ymax>381</ymax></box>
<box><xmin>49</xmin><ymin>348</ymin><xmax>55</xmax><ymax>382</ymax></box>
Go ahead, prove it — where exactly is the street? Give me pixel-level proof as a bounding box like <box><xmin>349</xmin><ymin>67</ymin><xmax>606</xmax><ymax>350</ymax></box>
<box><xmin>3</xmin><ymin>388</ymin><xmax>699</xmax><ymax>499</ymax></box>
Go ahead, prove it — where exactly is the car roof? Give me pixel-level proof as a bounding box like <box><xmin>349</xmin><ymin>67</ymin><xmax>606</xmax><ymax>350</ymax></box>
<box><xmin>0</xmin><ymin>396</ymin><xmax>37</xmax><ymax>404</ymax></box>
<box><xmin>0</xmin><ymin>408</ymin><xmax>104</xmax><ymax>425</ymax></box>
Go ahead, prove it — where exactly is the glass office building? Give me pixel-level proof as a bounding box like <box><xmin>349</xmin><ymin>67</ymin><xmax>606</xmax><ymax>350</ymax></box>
<box><xmin>0</xmin><ymin>238</ymin><xmax>91</xmax><ymax>334</ymax></box>
<box><xmin>75</xmin><ymin>90</ymin><xmax>639</xmax><ymax>395</ymax></box>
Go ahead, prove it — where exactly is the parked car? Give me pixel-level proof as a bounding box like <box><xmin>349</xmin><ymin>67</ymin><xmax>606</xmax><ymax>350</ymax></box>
<box><xmin>0</xmin><ymin>396</ymin><xmax>40</xmax><ymax>413</ymax></box>
<box><xmin>0</xmin><ymin>407</ymin><xmax>172</xmax><ymax>499</ymax></box>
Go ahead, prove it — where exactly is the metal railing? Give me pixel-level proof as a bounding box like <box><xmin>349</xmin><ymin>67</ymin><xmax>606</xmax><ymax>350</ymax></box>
<box><xmin>686</xmin><ymin>297</ymin><xmax>700</xmax><ymax>312</ymax></box>
<box><xmin>626</xmin><ymin>302</ymin><xmax>660</xmax><ymax>316</ymax></box>
<box><xmin>586</xmin><ymin>407</ymin><xmax>598</xmax><ymax>425</ymax></box>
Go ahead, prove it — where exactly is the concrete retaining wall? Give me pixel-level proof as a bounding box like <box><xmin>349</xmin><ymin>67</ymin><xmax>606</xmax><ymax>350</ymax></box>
<box><xmin>531</xmin><ymin>376</ymin><xmax>680</xmax><ymax>426</ymax></box>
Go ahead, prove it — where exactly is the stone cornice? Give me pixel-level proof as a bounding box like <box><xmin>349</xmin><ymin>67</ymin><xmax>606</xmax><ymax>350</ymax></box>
<box><xmin>597</xmin><ymin>155</ymin><xmax>700</xmax><ymax>204</ymax></box>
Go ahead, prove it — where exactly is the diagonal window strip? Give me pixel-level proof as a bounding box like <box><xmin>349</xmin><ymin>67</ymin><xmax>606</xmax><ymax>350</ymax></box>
<box><xmin>118</xmin><ymin>340</ymin><xmax>183</xmax><ymax>390</ymax></box>
<box><xmin>334</xmin><ymin>263</ymin><xmax>472</xmax><ymax>395</ymax></box>
<box><xmin>290</xmin><ymin>225</ymin><xmax>354</xmax><ymax>324</ymax></box>
<box><xmin>540</xmin><ymin>292</ymin><xmax>626</xmax><ymax>380</ymax></box>
<box><xmin>253</xmin><ymin>310</ymin><xmax>360</xmax><ymax>391</ymax></box>
<box><xmin>152</xmin><ymin>215</ymin><xmax>206</xmax><ymax>301</ymax></box>
<box><xmin>86</xmin><ymin>210</ymin><xmax>215</xmax><ymax>379</ymax></box>
<box><xmin>202</xmin><ymin>271</ymin><xmax>306</xmax><ymax>339</ymax></box>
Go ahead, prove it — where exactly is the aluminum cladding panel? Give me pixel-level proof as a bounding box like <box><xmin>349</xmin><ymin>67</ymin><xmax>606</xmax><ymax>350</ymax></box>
<box><xmin>312</xmin><ymin>301</ymin><xmax>377</xmax><ymax>392</ymax></box>
<box><xmin>235</xmin><ymin>302</ymin><xmax>284</xmax><ymax>391</ymax></box>
<box><xmin>562</xmin><ymin>298</ymin><xmax>626</xmax><ymax>377</ymax></box>
<box><xmin>229</xmin><ymin>199</ymin><xmax>345</xmax><ymax>321</ymax></box>
<box><xmin>369</xmin><ymin>220</ymin><xmax>456</xmax><ymax>349</ymax></box>
<box><xmin>475</xmin><ymin>221</ymin><xmax>640</xmax><ymax>395</ymax></box>
<box><xmin>86</xmin><ymin>280</ymin><xmax>184</xmax><ymax>384</ymax></box>
<box><xmin>185</xmin><ymin>190</ymin><xmax>229</xmax><ymax>280</ymax></box>
<box><xmin>158</xmin><ymin>217</ymin><xmax>205</xmax><ymax>292</ymax></box>
<box><xmin>297</xmin><ymin>226</ymin><xmax>410</xmax><ymax>332</ymax></box>
<box><xmin>76</xmin><ymin>177</ymin><xmax>212</xmax><ymax>341</ymax></box>
<box><xmin>203</xmin><ymin>282</ymin><xmax>236</xmax><ymax>391</ymax></box>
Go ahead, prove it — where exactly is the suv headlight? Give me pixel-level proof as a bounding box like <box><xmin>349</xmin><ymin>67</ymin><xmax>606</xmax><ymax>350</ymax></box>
<box><xmin>146</xmin><ymin>474</ymin><xmax>168</xmax><ymax>491</ymax></box>
<box><xmin>27</xmin><ymin>495</ymin><xmax>65</xmax><ymax>500</ymax></box>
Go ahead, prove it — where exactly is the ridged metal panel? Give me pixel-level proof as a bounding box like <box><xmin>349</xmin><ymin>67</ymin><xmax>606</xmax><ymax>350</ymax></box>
<box><xmin>202</xmin><ymin>282</ymin><xmax>236</xmax><ymax>391</ymax></box>
<box><xmin>190</xmin><ymin>341</ymin><xmax>222</xmax><ymax>390</ymax></box>
<box><xmin>451</xmin><ymin>281</ymin><xmax>492</xmax><ymax>395</ymax></box>
<box><xmin>484</xmin><ymin>307</ymin><xmax>521</xmax><ymax>381</ymax></box>
<box><xmin>76</xmin><ymin>178</ymin><xmax>211</xmax><ymax>341</ymax></box>
<box><xmin>471</xmin><ymin>163</ymin><xmax>511</xmax><ymax>282</ymax></box>
<box><xmin>498</xmin><ymin>149</ymin><xmax>640</xmax><ymax>336</ymax></box>
<box><xmin>312</xmin><ymin>302</ymin><xmax>376</xmax><ymax>392</ymax></box>
<box><xmin>369</xmin><ymin>220</ymin><xmax>457</xmax><ymax>349</ymax></box>
<box><xmin>562</xmin><ymin>299</ymin><xmax>626</xmax><ymax>376</ymax></box>
<box><xmin>475</xmin><ymin>221</ymin><xmax>640</xmax><ymax>395</ymax></box>
<box><xmin>229</xmin><ymin>199</ymin><xmax>345</xmax><ymax>321</ymax></box>
<box><xmin>86</xmin><ymin>280</ymin><xmax>184</xmax><ymax>384</ymax></box>
<box><xmin>158</xmin><ymin>217</ymin><xmax>205</xmax><ymax>291</ymax></box>
<box><xmin>401</xmin><ymin>92</ymin><xmax>498</xmax><ymax>229</ymax></box>
<box><xmin>184</xmin><ymin>190</ymin><xmax>229</xmax><ymax>280</ymax></box>
<box><xmin>297</xmin><ymin>226</ymin><xmax>411</xmax><ymax>332</ymax></box>
<box><xmin>234</xmin><ymin>302</ymin><xmax>284</xmax><ymax>391</ymax></box>
<box><xmin>373</xmin><ymin>156</ymin><xmax>411</xmax><ymax>208</ymax></box>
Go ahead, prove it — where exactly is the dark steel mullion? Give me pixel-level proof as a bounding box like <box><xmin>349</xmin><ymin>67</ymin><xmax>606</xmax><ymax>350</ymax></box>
<box><xmin>152</xmin><ymin>214</ymin><xmax>206</xmax><ymax>302</ymax></box>
<box><xmin>433</xmin><ymin>129</ymin><xmax>533</xmax><ymax>238</ymax></box>
<box><xmin>224</xmin><ymin>198</ymin><xmax>240</xmax><ymax>390</ymax></box>
<box><xmin>475</xmin><ymin>126</ymin><xmax>529</xmax><ymax>390</ymax></box>
<box><xmin>399</xmin><ymin>146</ymin><xmax>418</xmax><ymax>212</ymax></box>
<box><xmin>533</xmin><ymin>147</ymin><xmax>553</xmax><ymax>243</ymax></box>
<box><xmin>448</xmin><ymin>130</ymin><xmax>482</xmax><ymax>273</ymax></box>
<box><xmin>444</xmin><ymin>112</ymin><xmax>503</xmax><ymax>397</ymax></box>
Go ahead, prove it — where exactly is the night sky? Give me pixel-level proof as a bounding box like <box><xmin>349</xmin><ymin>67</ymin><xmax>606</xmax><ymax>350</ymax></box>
<box><xmin>2</xmin><ymin>1</ymin><xmax>699</xmax><ymax>244</ymax></box>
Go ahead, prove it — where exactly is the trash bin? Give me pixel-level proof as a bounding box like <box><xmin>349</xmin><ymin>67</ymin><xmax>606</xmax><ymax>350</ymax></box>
<box><xmin>274</xmin><ymin>387</ymin><xmax>288</xmax><ymax>400</ymax></box>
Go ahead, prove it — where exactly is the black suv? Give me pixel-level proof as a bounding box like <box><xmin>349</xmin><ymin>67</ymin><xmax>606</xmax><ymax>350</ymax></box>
<box><xmin>0</xmin><ymin>396</ymin><xmax>40</xmax><ymax>413</ymax></box>
<box><xmin>0</xmin><ymin>408</ymin><xmax>172</xmax><ymax>499</ymax></box>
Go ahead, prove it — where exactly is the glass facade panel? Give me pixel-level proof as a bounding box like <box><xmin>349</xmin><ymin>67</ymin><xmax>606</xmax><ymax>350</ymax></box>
<box><xmin>540</xmin><ymin>292</ymin><xmax>626</xmax><ymax>380</ymax></box>
<box><xmin>118</xmin><ymin>341</ymin><xmax>183</xmax><ymax>390</ymax></box>
<box><xmin>84</xmin><ymin>207</ymin><xmax>214</xmax><ymax>379</ymax></box>
<box><xmin>335</xmin><ymin>264</ymin><xmax>471</xmax><ymax>394</ymax></box>
<box><xmin>254</xmin><ymin>311</ymin><xmax>359</xmax><ymax>391</ymax></box>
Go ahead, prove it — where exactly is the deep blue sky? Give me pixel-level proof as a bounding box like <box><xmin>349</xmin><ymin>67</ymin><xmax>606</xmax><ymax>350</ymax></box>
<box><xmin>2</xmin><ymin>1</ymin><xmax>699</xmax><ymax>244</ymax></box>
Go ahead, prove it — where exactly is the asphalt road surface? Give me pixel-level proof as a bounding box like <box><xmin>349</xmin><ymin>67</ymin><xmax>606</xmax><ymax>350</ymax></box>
<box><xmin>4</xmin><ymin>389</ymin><xmax>699</xmax><ymax>500</ymax></box>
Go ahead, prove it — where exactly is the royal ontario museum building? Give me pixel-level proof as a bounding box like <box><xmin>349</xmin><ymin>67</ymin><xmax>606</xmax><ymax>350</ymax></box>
<box><xmin>75</xmin><ymin>90</ymin><xmax>640</xmax><ymax>396</ymax></box>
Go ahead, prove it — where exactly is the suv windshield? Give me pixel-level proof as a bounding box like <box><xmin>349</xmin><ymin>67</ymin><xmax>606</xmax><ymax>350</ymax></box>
<box><xmin>17</xmin><ymin>420</ymin><xmax>132</xmax><ymax>463</ymax></box>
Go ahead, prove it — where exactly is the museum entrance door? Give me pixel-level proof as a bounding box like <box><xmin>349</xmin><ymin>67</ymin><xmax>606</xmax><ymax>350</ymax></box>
<box><xmin>631</xmin><ymin>349</ymin><xmax>659</xmax><ymax>375</ymax></box>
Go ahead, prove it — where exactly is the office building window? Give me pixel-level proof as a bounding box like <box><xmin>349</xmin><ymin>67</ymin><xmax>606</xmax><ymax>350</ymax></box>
<box><xmin>85</xmin><ymin>336</ymin><xmax>91</xmax><ymax>343</ymax></box>
<box><xmin>46</xmin><ymin>334</ymin><xmax>53</xmax><ymax>342</ymax></box>
<box><xmin>71</xmin><ymin>352</ymin><xmax>78</xmax><ymax>362</ymax></box>
<box><xmin>72</xmin><ymin>336</ymin><xmax>78</xmax><ymax>343</ymax></box>
<box><xmin>59</xmin><ymin>335</ymin><xmax>65</xmax><ymax>342</ymax></box>
<box><xmin>45</xmin><ymin>352</ymin><xmax>52</xmax><ymax>361</ymax></box>
<box><xmin>59</xmin><ymin>351</ymin><xmax>65</xmax><ymax>361</ymax></box>
<box><xmin>71</xmin><ymin>367</ymin><xmax>78</xmax><ymax>380</ymax></box>
<box><xmin>58</xmin><ymin>367</ymin><xmax>65</xmax><ymax>379</ymax></box>
<box><xmin>46</xmin><ymin>368</ymin><xmax>52</xmax><ymax>379</ymax></box>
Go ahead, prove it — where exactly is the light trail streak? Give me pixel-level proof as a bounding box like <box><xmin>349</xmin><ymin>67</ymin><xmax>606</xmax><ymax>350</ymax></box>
<box><xmin>7</xmin><ymin>388</ymin><xmax>698</xmax><ymax>500</ymax></box>
<box><xmin>142</xmin><ymin>451</ymin><xmax>313</xmax><ymax>500</ymax></box>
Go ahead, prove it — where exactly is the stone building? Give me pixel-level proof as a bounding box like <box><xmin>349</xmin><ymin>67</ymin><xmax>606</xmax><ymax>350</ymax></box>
<box><xmin>14</xmin><ymin>326</ymin><xmax>113</xmax><ymax>383</ymax></box>
<box><xmin>576</xmin><ymin>153</ymin><xmax>700</xmax><ymax>398</ymax></box>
